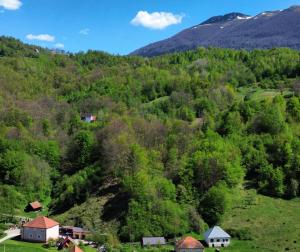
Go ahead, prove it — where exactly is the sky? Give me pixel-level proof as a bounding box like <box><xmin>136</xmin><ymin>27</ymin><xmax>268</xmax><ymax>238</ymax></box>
<box><xmin>1</xmin><ymin>0</ymin><xmax>300</xmax><ymax>55</ymax></box>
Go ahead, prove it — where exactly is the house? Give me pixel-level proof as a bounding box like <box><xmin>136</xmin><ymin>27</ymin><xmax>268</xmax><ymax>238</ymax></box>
<box><xmin>204</xmin><ymin>226</ymin><xmax>231</xmax><ymax>248</ymax></box>
<box><xmin>142</xmin><ymin>237</ymin><xmax>166</xmax><ymax>247</ymax></box>
<box><xmin>21</xmin><ymin>216</ymin><xmax>59</xmax><ymax>243</ymax></box>
<box><xmin>25</xmin><ymin>201</ymin><xmax>42</xmax><ymax>212</ymax></box>
<box><xmin>175</xmin><ymin>236</ymin><xmax>205</xmax><ymax>252</ymax></box>
<box><xmin>81</xmin><ymin>113</ymin><xmax>96</xmax><ymax>123</ymax></box>
<box><xmin>60</xmin><ymin>226</ymin><xmax>90</xmax><ymax>240</ymax></box>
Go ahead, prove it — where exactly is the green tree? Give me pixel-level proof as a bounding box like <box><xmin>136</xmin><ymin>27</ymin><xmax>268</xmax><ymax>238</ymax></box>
<box><xmin>200</xmin><ymin>183</ymin><xmax>230</xmax><ymax>226</ymax></box>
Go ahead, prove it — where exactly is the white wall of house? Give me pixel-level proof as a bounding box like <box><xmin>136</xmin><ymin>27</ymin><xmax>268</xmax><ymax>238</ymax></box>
<box><xmin>205</xmin><ymin>237</ymin><xmax>230</xmax><ymax>247</ymax></box>
<box><xmin>46</xmin><ymin>225</ymin><xmax>59</xmax><ymax>241</ymax></box>
<box><xmin>22</xmin><ymin>225</ymin><xmax>59</xmax><ymax>242</ymax></box>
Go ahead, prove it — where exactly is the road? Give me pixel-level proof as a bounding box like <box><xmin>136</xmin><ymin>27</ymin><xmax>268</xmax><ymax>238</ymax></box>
<box><xmin>0</xmin><ymin>229</ymin><xmax>20</xmax><ymax>244</ymax></box>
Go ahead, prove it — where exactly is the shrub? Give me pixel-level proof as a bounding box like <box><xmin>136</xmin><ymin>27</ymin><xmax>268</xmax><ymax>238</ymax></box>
<box><xmin>227</xmin><ymin>228</ymin><xmax>253</xmax><ymax>240</ymax></box>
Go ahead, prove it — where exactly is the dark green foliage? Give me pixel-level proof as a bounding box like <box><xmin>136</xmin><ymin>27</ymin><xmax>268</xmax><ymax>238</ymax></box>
<box><xmin>200</xmin><ymin>183</ymin><xmax>230</xmax><ymax>226</ymax></box>
<box><xmin>251</xmin><ymin>105</ymin><xmax>286</xmax><ymax>134</ymax></box>
<box><xmin>227</xmin><ymin>228</ymin><xmax>253</xmax><ymax>240</ymax></box>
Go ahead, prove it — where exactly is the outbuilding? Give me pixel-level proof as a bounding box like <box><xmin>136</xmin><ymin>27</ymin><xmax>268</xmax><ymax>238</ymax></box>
<box><xmin>25</xmin><ymin>201</ymin><xmax>42</xmax><ymax>212</ymax></box>
<box><xmin>175</xmin><ymin>236</ymin><xmax>205</xmax><ymax>252</ymax></box>
<box><xmin>204</xmin><ymin>226</ymin><xmax>231</xmax><ymax>248</ymax></box>
<box><xmin>60</xmin><ymin>226</ymin><xmax>90</xmax><ymax>240</ymax></box>
<box><xmin>142</xmin><ymin>237</ymin><xmax>166</xmax><ymax>247</ymax></box>
<box><xmin>21</xmin><ymin>216</ymin><xmax>59</xmax><ymax>243</ymax></box>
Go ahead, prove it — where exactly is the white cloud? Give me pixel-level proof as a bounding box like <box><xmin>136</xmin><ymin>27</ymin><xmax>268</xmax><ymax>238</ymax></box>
<box><xmin>131</xmin><ymin>11</ymin><xmax>184</xmax><ymax>30</ymax></box>
<box><xmin>54</xmin><ymin>43</ymin><xmax>64</xmax><ymax>49</ymax></box>
<box><xmin>26</xmin><ymin>34</ymin><xmax>55</xmax><ymax>42</ymax></box>
<box><xmin>79</xmin><ymin>28</ymin><xmax>90</xmax><ymax>35</ymax></box>
<box><xmin>0</xmin><ymin>0</ymin><xmax>22</xmax><ymax>10</ymax></box>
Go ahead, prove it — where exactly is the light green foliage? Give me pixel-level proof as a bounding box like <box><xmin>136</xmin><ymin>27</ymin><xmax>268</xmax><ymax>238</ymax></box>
<box><xmin>0</xmin><ymin>37</ymin><xmax>300</xmax><ymax>246</ymax></box>
<box><xmin>189</xmin><ymin>131</ymin><xmax>244</xmax><ymax>192</ymax></box>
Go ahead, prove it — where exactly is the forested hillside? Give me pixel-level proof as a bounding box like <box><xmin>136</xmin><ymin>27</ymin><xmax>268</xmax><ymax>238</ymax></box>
<box><xmin>0</xmin><ymin>37</ymin><xmax>300</xmax><ymax>244</ymax></box>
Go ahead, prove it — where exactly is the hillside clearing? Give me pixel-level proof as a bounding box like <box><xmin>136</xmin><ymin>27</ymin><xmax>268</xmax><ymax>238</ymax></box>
<box><xmin>221</xmin><ymin>190</ymin><xmax>300</xmax><ymax>252</ymax></box>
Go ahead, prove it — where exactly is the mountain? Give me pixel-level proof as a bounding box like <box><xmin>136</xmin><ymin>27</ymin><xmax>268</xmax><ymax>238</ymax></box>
<box><xmin>131</xmin><ymin>5</ymin><xmax>300</xmax><ymax>57</ymax></box>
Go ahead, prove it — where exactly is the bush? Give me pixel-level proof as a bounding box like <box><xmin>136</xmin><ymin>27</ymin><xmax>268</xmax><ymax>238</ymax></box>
<box><xmin>0</xmin><ymin>223</ymin><xmax>6</xmax><ymax>230</ymax></box>
<box><xmin>43</xmin><ymin>238</ymin><xmax>57</xmax><ymax>248</ymax></box>
<box><xmin>227</xmin><ymin>228</ymin><xmax>253</xmax><ymax>240</ymax></box>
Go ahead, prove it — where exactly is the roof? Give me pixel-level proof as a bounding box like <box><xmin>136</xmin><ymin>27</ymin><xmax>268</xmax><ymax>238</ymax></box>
<box><xmin>61</xmin><ymin>226</ymin><xmax>89</xmax><ymax>233</ymax></box>
<box><xmin>69</xmin><ymin>246</ymin><xmax>83</xmax><ymax>252</ymax></box>
<box><xmin>204</xmin><ymin>226</ymin><xmax>231</xmax><ymax>239</ymax></box>
<box><xmin>176</xmin><ymin>236</ymin><xmax>204</xmax><ymax>249</ymax></box>
<box><xmin>29</xmin><ymin>201</ymin><xmax>42</xmax><ymax>209</ymax></box>
<box><xmin>23</xmin><ymin>216</ymin><xmax>59</xmax><ymax>229</ymax></box>
<box><xmin>142</xmin><ymin>237</ymin><xmax>166</xmax><ymax>246</ymax></box>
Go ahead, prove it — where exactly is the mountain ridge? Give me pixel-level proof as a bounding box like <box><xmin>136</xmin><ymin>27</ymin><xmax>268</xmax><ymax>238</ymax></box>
<box><xmin>200</xmin><ymin>12</ymin><xmax>251</xmax><ymax>25</ymax></box>
<box><xmin>131</xmin><ymin>5</ymin><xmax>300</xmax><ymax>57</ymax></box>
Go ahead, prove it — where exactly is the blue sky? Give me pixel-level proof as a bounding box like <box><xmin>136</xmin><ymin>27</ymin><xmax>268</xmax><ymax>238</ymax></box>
<box><xmin>0</xmin><ymin>0</ymin><xmax>300</xmax><ymax>55</ymax></box>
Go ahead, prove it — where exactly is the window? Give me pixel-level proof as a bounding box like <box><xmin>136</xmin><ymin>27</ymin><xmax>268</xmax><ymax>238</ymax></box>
<box><xmin>226</xmin><ymin>239</ymin><xmax>228</xmax><ymax>242</ymax></box>
<box><xmin>37</xmin><ymin>234</ymin><xmax>41</xmax><ymax>239</ymax></box>
<box><xmin>210</xmin><ymin>239</ymin><xmax>214</xmax><ymax>242</ymax></box>
<box><xmin>217</xmin><ymin>239</ymin><xmax>220</xmax><ymax>242</ymax></box>
<box><xmin>29</xmin><ymin>234</ymin><xmax>33</xmax><ymax>238</ymax></box>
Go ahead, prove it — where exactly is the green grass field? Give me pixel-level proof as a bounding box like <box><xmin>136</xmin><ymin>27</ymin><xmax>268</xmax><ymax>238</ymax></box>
<box><xmin>237</xmin><ymin>87</ymin><xmax>293</xmax><ymax>102</ymax></box>
<box><xmin>0</xmin><ymin>240</ymin><xmax>97</xmax><ymax>252</ymax></box>
<box><xmin>220</xmin><ymin>190</ymin><xmax>300</xmax><ymax>252</ymax></box>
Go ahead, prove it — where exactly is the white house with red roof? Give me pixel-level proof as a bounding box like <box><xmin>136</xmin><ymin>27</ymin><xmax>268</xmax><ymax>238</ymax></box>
<box><xmin>175</xmin><ymin>236</ymin><xmax>205</xmax><ymax>252</ymax></box>
<box><xmin>21</xmin><ymin>216</ymin><xmax>59</xmax><ymax>243</ymax></box>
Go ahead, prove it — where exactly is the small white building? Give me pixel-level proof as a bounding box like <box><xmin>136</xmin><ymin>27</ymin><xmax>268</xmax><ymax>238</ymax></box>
<box><xmin>175</xmin><ymin>236</ymin><xmax>205</xmax><ymax>252</ymax></box>
<box><xmin>204</xmin><ymin>226</ymin><xmax>231</xmax><ymax>248</ymax></box>
<box><xmin>81</xmin><ymin>113</ymin><xmax>96</xmax><ymax>123</ymax></box>
<box><xmin>21</xmin><ymin>216</ymin><xmax>59</xmax><ymax>243</ymax></box>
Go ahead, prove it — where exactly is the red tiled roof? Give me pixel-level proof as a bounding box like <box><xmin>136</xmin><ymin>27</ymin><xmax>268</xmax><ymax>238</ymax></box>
<box><xmin>176</xmin><ymin>236</ymin><xmax>204</xmax><ymax>249</ymax></box>
<box><xmin>23</xmin><ymin>216</ymin><xmax>59</xmax><ymax>229</ymax></box>
<box><xmin>70</xmin><ymin>246</ymin><xmax>83</xmax><ymax>252</ymax></box>
<box><xmin>29</xmin><ymin>201</ymin><xmax>42</xmax><ymax>209</ymax></box>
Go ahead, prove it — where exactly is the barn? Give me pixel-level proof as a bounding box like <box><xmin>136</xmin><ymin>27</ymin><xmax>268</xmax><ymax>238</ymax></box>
<box><xmin>25</xmin><ymin>201</ymin><xmax>42</xmax><ymax>212</ymax></box>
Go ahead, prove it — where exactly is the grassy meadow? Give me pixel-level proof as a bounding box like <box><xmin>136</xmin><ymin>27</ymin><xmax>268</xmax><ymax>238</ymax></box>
<box><xmin>219</xmin><ymin>190</ymin><xmax>300</xmax><ymax>252</ymax></box>
<box><xmin>0</xmin><ymin>240</ymin><xmax>97</xmax><ymax>252</ymax></box>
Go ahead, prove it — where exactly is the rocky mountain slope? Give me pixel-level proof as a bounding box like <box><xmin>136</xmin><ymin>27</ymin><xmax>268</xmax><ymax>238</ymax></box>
<box><xmin>132</xmin><ymin>5</ymin><xmax>300</xmax><ymax>56</ymax></box>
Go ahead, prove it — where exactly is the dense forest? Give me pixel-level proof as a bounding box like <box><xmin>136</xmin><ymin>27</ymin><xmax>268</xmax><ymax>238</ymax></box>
<box><xmin>0</xmin><ymin>36</ymin><xmax>300</xmax><ymax>244</ymax></box>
